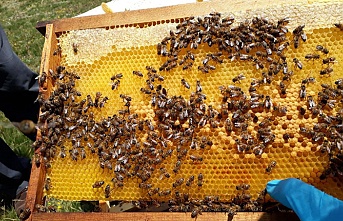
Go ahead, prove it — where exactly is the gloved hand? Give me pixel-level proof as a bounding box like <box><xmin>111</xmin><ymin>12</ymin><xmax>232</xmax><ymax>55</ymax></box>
<box><xmin>266</xmin><ymin>178</ymin><xmax>343</xmax><ymax>221</ymax></box>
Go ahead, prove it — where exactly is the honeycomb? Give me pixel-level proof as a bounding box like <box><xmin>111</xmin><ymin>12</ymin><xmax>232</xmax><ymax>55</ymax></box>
<box><xmin>40</xmin><ymin>1</ymin><xmax>343</xmax><ymax>203</ymax></box>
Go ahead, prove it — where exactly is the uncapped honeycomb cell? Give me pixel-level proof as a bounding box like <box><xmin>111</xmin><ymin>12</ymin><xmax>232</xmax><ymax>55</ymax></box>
<box><xmin>43</xmin><ymin>3</ymin><xmax>343</xmax><ymax>203</ymax></box>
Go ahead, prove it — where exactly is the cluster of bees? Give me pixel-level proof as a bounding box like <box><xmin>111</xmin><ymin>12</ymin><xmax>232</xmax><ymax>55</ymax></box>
<box><xmin>123</xmin><ymin>183</ymin><xmax>265</xmax><ymax>219</ymax></box>
<box><xmin>154</xmin><ymin>13</ymin><xmax>343</xmax><ymax>181</ymax></box>
<box><xmin>298</xmin><ymin>77</ymin><xmax>343</xmax><ymax>179</ymax></box>
<box><xmin>154</xmin><ymin>14</ymin><xmax>296</xmax><ymax>162</ymax></box>
<box><xmin>166</xmin><ymin>183</ymin><xmax>265</xmax><ymax>219</ymax></box>
<box><xmin>31</xmin><ymin>11</ymin><xmax>343</xmax><ymax>219</ymax></box>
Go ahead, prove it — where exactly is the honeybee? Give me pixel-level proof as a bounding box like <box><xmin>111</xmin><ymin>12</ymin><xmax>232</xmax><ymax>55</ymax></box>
<box><xmin>283</xmin><ymin>133</ymin><xmax>290</xmax><ymax>141</ymax></box>
<box><xmin>133</xmin><ymin>70</ymin><xmax>143</xmax><ymax>77</ymax></box>
<box><xmin>104</xmin><ymin>184</ymin><xmax>111</xmax><ymax>198</ymax></box>
<box><xmin>322</xmin><ymin>57</ymin><xmax>336</xmax><ymax>64</ymax></box>
<box><xmin>45</xmin><ymin>177</ymin><xmax>52</xmax><ymax>191</ymax></box>
<box><xmin>111</xmin><ymin>73</ymin><xmax>123</xmax><ymax>81</ymax></box>
<box><xmin>313</xmin><ymin>123</ymin><xmax>328</xmax><ymax>132</ymax></box>
<box><xmin>99</xmin><ymin>97</ymin><xmax>109</xmax><ymax>108</ymax></box>
<box><xmin>319</xmin><ymin>140</ymin><xmax>331</xmax><ymax>154</ymax></box>
<box><xmin>198</xmin><ymin>65</ymin><xmax>209</xmax><ymax>73</ymax></box>
<box><xmin>253</xmin><ymin>58</ymin><xmax>264</xmax><ymax>69</ymax></box>
<box><xmin>223</xmin><ymin>15</ymin><xmax>235</xmax><ymax>24</ymax></box>
<box><xmin>37</xmin><ymin>72</ymin><xmax>48</xmax><ymax>88</ymax></box>
<box><xmin>80</xmin><ymin>148</ymin><xmax>86</xmax><ymax>160</ymax></box>
<box><xmin>146</xmin><ymin>66</ymin><xmax>157</xmax><ymax>73</ymax></box>
<box><xmin>92</xmin><ymin>181</ymin><xmax>105</xmax><ymax>188</ymax></box>
<box><xmin>293</xmin><ymin>35</ymin><xmax>300</xmax><ymax>48</ymax></box>
<box><xmin>56</xmin><ymin>65</ymin><xmax>65</xmax><ymax>75</ymax></box>
<box><xmin>154</xmin><ymin>73</ymin><xmax>165</xmax><ymax>81</ymax></box>
<box><xmin>305</xmin><ymin>54</ymin><xmax>320</xmax><ymax>60</ymax></box>
<box><xmin>181</xmin><ymin>79</ymin><xmax>190</xmax><ymax>89</ymax></box>
<box><xmin>140</xmin><ymin>88</ymin><xmax>151</xmax><ymax>94</ymax></box>
<box><xmin>72</xmin><ymin>42</ymin><xmax>78</xmax><ymax>53</ymax></box>
<box><xmin>186</xmin><ymin>175</ymin><xmax>195</xmax><ymax>186</ymax></box>
<box><xmin>157</xmin><ymin>43</ymin><xmax>162</xmax><ymax>55</ymax></box>
<box><xmin>190</xmin><ymin>155</ymin><xmax>203</xmax><ymax>162</ymax></box>
<box><xmin>34</xmin><ymin>153</ymin><xmax>41</xmax><ymax>167</ymax></box>
<box><xmin>111</xmin><ymin>80</ymin><xmax>120</xmax><ymax>90</ymax></box>
<box><xmin>316</xmin><ymin>45</ymin><xmax>329</xmax><ymax>54</ymax></box>
<box><xmin>35</xmin><ymin>204</ymin><xmax>47</xmax><ymax>212</ymax></box>
<box><xmin>159</xmin><ymin>168</ymin><xmax>171</xmax><ymax>179</ymax></box>
<box><xmin>191</xmin><ymin>207</ymin><xmax>202</xmax><ymax>219</ymax></box>
<box><xmin>120</xmin><ymin>94</ymin><xmax>132</xmax><ymax>102</ymax></box>
<box><xmin>166</xmin><ymin>61</ymin><xmax>177</xmax><ymax>71</ymax></box>
<box><xmin>146</xmin><ymin>79</ymin><xmax>154</xmax><ymax>90</ymax></box>
<box><xmin>94</xmin><ymin>92</ymin><xmax>101</xmax><ymax>107</ymax></box>
<box><xmin>19</xmin><ymin>208</ymin><xmax>31</xmax><ymax>220</ymax></box>
<box><xmin>264</xmin><ymin>96</ymin><xmax>272</xmax><ymax>109</ymax></box>
<box><xmin>282</xmin><ymin>71</ymin><xmax>293</xmax><ymax>82</ymax></box>
<box><xmin>148</xmin><ymin>187</ymin><xmax>160</xmax><ymax>196</ymax></box>
<box><xmin>139</xmin><ymin>183</ymin><xmax>152</xmax><ymax>189</ymax></box>
<box><xmin>173</xmin><ymin>160</ymin><xmax>181</xmax><ymax>173</ymax></box>
<box><xmin>173</xmin><ymin>178</ymin><xmax>184</xmax><ymax>188</ymax></box>
<box><xmin>197</xmin><ymin>173</ymin><xmax>204</xmax><ymax>187</ymax></box>
<box><xmin>159</xmin><ymin>189</ymin><xmax>171</xmax><ymax>196</ymax></box>
<box><xmin>293</xmin><ymin>24</ymin><xmax>305</xmax><ymax>35</ymax></box>
<box><xmin>335</xmin><ymin>78</ymin><xmax>343</xmax><ymax>87</ymax></box>
<box><xmin>334</xmin><ymin>23</ymin><xmax>343</xmax><ymax>30</ymax></box>
<box><xmin>196</xmin><ymin>80</ymin><xmax>202</xmax><ymax>92</ymax></box>
<box><xmin>307</xmin><ymin>96</ymin><xmax>316</xmax><ymax>109</ymax></box>
<box><xmin>53</xmin><ymin>45</ymin><xmax>62</xmax><ymax>56</ymax></box>
<box><xmin>225</xmin><ymin>118</ymin><xmax>233</xmax><ymax>132</ymax></box>
<box><xmin>299</xmin><ymin>84</ymin><xmax>306</xmax><ymax>99</ymax></box>
<box><xmin>182</xmin><ymin>62</ymin><xmax>193</xmax><ymax>70</ymax></box>
<box><xmin>320</xmin><ymin>67</ymin><xmax>333</xmax><ymax>75</ymax></box>
<box><xmin>277</xmin><ymin>42</ymin><xmax>290</xmax><ymax>52</ymax></box>
<box><xmin>235</xmin><ymin>138</ymin><xmax>247</xmax><ymax>153</ymax></box>
<box><xmin>273</xmin><ymin>105</ymin><xmax>287</xmax><ymax>115</ymax></box>
<box><xmin>266</xmin><ymin>160</ymin><xmax>277</xmax><ymax>173</ymax></box>
<box><xmin>236</xmin><ymin>183</ymin><xmax>250</xmax><ymax>191</ymax></box>
<box><xmin>232</xmin><ymin>73</ymin><xmax>245</xmax><ymax>83</ymax></box>
<box><xmin>145</xmin><ymin>119</ymin><xmax>154</xmax><ymax>131</ymax></box>
<box><xmin>302</xmin><ymin>77</ymin><xmax>316</xmax><ymax>84</ymax></box>
<box><xmin>293</xmin><ymin>58</ymin><xmax>303</xmax><ymax>69</ymax></box>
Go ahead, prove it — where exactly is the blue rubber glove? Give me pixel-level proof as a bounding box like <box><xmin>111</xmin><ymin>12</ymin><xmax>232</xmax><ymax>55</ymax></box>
<box><xmin>266</xmin><ymin>178</ymin><xmax>343</xmax><ymax>221</ymax></box>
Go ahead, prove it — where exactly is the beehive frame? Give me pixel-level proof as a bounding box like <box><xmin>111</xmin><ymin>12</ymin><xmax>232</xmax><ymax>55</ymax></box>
<box><xmin>26</xmin><ymin>0</ymin><xmax>343</xmax><ymax>220</ymax></box>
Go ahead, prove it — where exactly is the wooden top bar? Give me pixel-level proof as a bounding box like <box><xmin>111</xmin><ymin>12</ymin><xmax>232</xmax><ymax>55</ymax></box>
<box><xmin>36</xmin><ymin>0</ymin><xmax>314</xmax><ymax>34</ymax></box>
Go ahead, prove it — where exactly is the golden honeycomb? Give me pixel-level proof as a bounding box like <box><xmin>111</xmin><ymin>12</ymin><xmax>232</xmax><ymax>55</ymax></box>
<box><xmin>42</xmin><ymin>1</ymin><xmax>343</xmax><ymax>203</ymax></box>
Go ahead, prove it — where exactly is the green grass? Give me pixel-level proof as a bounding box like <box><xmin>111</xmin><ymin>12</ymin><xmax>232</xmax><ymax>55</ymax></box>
<box><xmin>0</xmin><ymin>0</ymin><xmax>105</xmax><ymax>220</ymax></box>
<box><xmin>0</xmin><ymin>206</ymin><xmax>18</xmax><ymax>221</ymax></box>
<box><xmin>46</xmin><ymin>197</ymin><xmax>83</xmax><ymax>212</ymax></box>
<box><xmin>0</xmin><ymin>0</ymin><xmax>105</xmax><ymax>72</ymax></box>
<box><xmin>0</xmin><ymin>111</ymin><xmax>33</xmax><ymax>159</ymax></box>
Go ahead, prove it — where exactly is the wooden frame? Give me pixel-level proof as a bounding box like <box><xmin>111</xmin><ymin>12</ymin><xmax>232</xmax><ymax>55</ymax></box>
<box><xmin>35</xmin><ymin>0</ymin><xmax>314</xmax><ymax>35</ymax></box>
<box><xmin>25</xmin><ymin>0</ymin><xmax>319</xmax><ymax>220</ymax></box>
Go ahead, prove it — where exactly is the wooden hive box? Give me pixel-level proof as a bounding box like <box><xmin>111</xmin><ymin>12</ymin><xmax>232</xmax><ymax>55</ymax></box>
<box><xmin>25</xmin><ymin>0</ymin><xmax>343</xmax><ymax>220</ymax></box>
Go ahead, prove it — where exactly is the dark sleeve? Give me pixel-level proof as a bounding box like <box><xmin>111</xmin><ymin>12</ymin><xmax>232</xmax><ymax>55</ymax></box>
<box><xmin>0</xmin><ymin>25</ymin><xmax>35</xmax><ymax>203</ymax></box>
<box><xmin>0</xmin><ymin>138</ymin><xmax>31</xmax><ymax>202</ymax></box>
<box><xmin>0</xmin><ymin>24</ymin><xmax>39</xmax><ymax>124</ymax></box>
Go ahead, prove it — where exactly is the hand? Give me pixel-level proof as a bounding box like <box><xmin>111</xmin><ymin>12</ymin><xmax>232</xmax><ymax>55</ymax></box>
<box><xmin>266</xmin><ymin>178</ymin><xmax>343</xmax><ymax>221</ymax></box>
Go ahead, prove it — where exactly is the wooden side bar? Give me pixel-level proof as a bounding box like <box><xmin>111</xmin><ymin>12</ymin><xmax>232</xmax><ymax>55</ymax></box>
<box><xmin>25</xmin><ymin>23</ymin><xmax>60</xmax><ymax>220</ymax></box>
<box><xmin>32</xmin><ymin>212</ymin><xmax>299</xmax><ymax>221</ymax></box>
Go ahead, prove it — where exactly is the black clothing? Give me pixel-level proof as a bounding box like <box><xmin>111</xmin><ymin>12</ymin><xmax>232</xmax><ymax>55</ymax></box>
<box><xmin>0</xmin><ymin>24</ymin><xmax>39</xmax><ymax>205</ymax></box>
